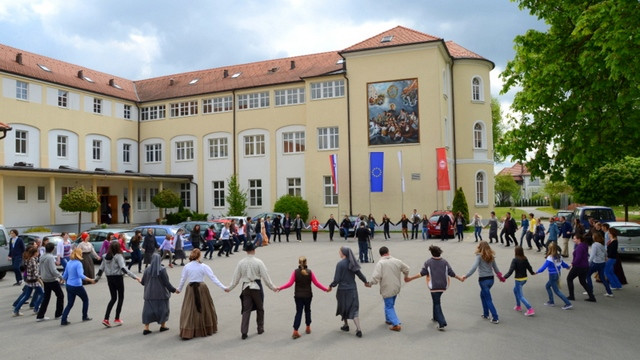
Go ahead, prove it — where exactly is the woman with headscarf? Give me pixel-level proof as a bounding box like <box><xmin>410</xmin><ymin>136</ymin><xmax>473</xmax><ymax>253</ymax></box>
<box><xmin>177</xmin><ymin>248</ymin><xmax>228</xmax><ymax>339</ymax></box>
<box><xmin>328</xmin><ymin>247</ymin><xmax>369</xmax><ymax>338</ymax></box>
<box><xmin>76</xmin><ymin>231</ymin><xmax>100</xmax><ymax>280</ymax></box>
<box><xmin>141</xmin><ymin>253</ymin><xmax>178</xmax><ymax>335</ymax></box>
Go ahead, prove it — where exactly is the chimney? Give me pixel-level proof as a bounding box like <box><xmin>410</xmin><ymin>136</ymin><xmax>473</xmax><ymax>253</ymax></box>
<box><xmin>223</xmin><ymin>69</ymin><xmax>229</xmax><ymax>78</ymax></box>
<box><xmin>16</xmin><ymin>53</ymin><xmax>23</xmax><ymax>64</ymax></box>
<box><xmin>77</xmin><ymin>70</ymin><xmax>84</xmax><ymax>79</ymax></box>
<box><xmin>290</xmin><ymin>60</ymin><xmax>296</xmax><ymax>70</ymax></box>
<box><xmin>109</xmin><ymin>79</ymin><xmax>115</xmax><ymax>86</ymax></box>
<box><xmin>169</xmin><ymin>78</ymin><xmax>175</xmax><ymax>86</ymax></box>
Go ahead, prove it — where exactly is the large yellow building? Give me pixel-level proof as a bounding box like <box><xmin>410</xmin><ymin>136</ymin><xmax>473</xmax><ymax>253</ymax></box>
<box><xmin>0</xmin><ymin>26</ymin><xmax>494</xmax><ymax>230</ymax></box>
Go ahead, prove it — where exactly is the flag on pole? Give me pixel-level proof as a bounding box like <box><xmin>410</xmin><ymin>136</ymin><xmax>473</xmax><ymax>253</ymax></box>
<box><xmin>329</xmin><ymin>154</ymin><xmax>338</xmax><ymax>194</ymax></box>
<box><xmin>436</xmin><ymin>147</ymin><xmax>451</xmax><ymax>191</ymax></box>
<box><xmin>397</xmin><ymin>151</ymin><xmax>405</xmax><ymax>193</ymax></box>
<box><xmin>370</xmin><ymin>152</ymin><xmax>384</xmax><ymax>192</ymax></box>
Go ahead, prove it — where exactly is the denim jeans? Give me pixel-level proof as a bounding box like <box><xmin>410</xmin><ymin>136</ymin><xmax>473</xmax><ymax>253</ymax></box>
<box><xmin>14</xmin><ymin>285</ymin><xmax>44</xmax><ymax>313</ymax></box>
<box><xmin>422</xmin><ymin>227</ymin><xmax>428</xmax><ymax>240</ymax></box>
<box><xmin>456</xmin><ymin>225</ymin><xmax>464</xmax><ymax>241</ymax></box>
<box><xmin>474</xmin><ymin>226</ymin><xmax>483</xmax><ymax>241</ymax></box>
<box><xmin>605</xmin><ymin>258</ymin><xmax>622</xmax><ymax>289</ymax></box>
<box><xmin>430</xmin><ymin>292</ymin><xmax>446</xmax><ymax>327</ymax></box>
<box><xmin>61</xmin><ymin>285</ymin><xmax>90</xmax><ymax>323</ymax></box>
<box><xmin>384</xmin><ymin>296</ymin><xmax>400</xmax><ymax>326</ymax></box>
<box><xmin>513</xmin><ymin>280</ymin><xmax>531</xmax><ymax>309</ymax></box>
<box><xmin>587</xmin><ymin>262</ymin><xmax>612</xmax><ymax>295</ymax></box>
<box><xmin>478</xmin><ymin>278</ymin><xmax>498</xmax><ymax>320</ymax></box>
<box><xmin>358</xmin><ymin>241</ymin><xmax>369</xmax><ymax>262</ymax></box>
<box><xmin>545</xmin><ymin>273</ymin><xmax>571</xmax><ymax>306</ymax></box>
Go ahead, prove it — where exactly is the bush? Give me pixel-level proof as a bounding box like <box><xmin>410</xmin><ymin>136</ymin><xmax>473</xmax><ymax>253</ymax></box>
<box><xmin>274</xmin><ymin>195</ymin><xmax>309</xmax><ymax>222</ymax></box>
<box><xmin>25</xmin><ymin>226</ymin><xmax>52</xmax><ymax>233</ymax></box>
<box><xmin>452</xmin><ymin>187</ymin><xmax>470</xmax><ymax>230</ymax></box>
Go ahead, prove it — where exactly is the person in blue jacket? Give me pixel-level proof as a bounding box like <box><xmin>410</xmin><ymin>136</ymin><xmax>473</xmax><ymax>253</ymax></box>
<box><xmin>8</xmin><ymin>229</ymin><xmax>25</xmax><ymax>285</ymax></box>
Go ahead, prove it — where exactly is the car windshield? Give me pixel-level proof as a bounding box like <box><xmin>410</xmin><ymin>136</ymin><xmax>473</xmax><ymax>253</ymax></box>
<box><xmin>615</xmin><ymin>226</ymin><xmax>640</xmax><ymax>237</ymax></box>
<box><xmin>430</xmin><ymin>216</ymin><xmax>440</xmax><ymax>222</ymax></box>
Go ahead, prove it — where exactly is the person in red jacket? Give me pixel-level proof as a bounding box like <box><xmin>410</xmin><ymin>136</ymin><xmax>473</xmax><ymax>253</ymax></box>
<box><xmin>308</xmin><ymin>216</ymin><xmax>321</xmax><ymax>242</ymax></box>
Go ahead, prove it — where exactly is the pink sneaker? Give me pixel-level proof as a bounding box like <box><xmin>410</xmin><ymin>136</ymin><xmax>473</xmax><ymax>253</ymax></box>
<box><xmin>524</xmin><ymin>308</ymin><xmax>535</xmax><ymax>317</ymax></box>
<box><xmin>513</xmin><ymin>306</ymin><xmax>522</xmax><ymax>312</ymax></box>
<box><xmin>113</xmin><ymin>319</ymin><xmax>123</xmax><ymax>326</ymax></box>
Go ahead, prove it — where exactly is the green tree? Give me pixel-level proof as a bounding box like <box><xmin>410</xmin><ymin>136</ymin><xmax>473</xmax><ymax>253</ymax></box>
<box><xmin>151</xmin><ymin>189</ymin><xmax>182</xmax><ymax>219</ymax></box>
<box><xmin>574</xmin><ymin>156</ymin><xmax>640</xmax><ymax>221</ymax></box>
<box><xmin>58</xmin><ymin>186</ymin><xmax>100</xmax><ymax>235</ymax></box>
<box><xmin>274</xmin><ymin>195</ymin><xmax>309</xmax><ymax>222</ymax></box>
<box><xmin>542</xmin><ymin>180</ymin><xmax>572</xmax><ymax>209</ymax></box>
<box><xmin>495</xmin><ymin>174</ymin><xmax>521</xmax><ymax>205</ymax></box>
<box><xmin>225</xmin><ymin>174</ymin><xmax>247</xmax><ymax>216</ymax></box>
<box><xmin>491</xmin><ymin>96</ymin><xmax>506</xmax><ymax>163</ymax></box>
<box><xmin>499</xmin><ymin>0</ymin><xmax>640</xmax><ymax>192</ymax></box>
<box><xmin>451</xmin><ymin>187</ymin><xmax>470</xmax><ymax>229</ymax></box>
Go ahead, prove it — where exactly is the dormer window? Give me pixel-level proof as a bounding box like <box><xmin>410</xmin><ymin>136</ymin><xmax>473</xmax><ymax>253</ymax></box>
<box><xmin>381</xmin><ymin>35</ymin><xmax>394</xmax><ymax>43</ymax></box>
<box><xmin>189</xmin><ymin>78</ymin><xmax>199</xmax><ymax>85</ymax></box>
<box><xmin>38</xmin><ymin>64</ymin><xmax>51</xmax><ymax>72</ymax></box>
<box><xmin>231</xmin><ymin>72</ymin><xmax>241</xmax><ymax>78</ymax></box>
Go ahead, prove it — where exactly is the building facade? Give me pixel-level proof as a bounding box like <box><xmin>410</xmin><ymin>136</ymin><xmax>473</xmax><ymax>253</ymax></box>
<box><xmin>0</xmin><ymin>26</ymin><xmax>495</xmax><ymax>230</ymax></box>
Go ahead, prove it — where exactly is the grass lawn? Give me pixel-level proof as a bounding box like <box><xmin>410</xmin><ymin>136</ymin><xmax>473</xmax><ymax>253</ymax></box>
<box><xmin>493</xmin><ymin>207</ymin><xmax>529</xmax><ymax>221</ymax></box>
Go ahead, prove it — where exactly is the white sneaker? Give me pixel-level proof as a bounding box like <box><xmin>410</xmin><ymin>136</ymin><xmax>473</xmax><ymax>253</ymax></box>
<box><xmin>36</xmin><ymin>317</ymin><xmax>50</xmax><ymax>322</ymax></box>
<box><xmin>582</xmin><ymin>292</ymin><xmax>587</xmax><ymax>295</ymax></box>
<box><xmin>604</xmin><ymin>293</ymin><xmax>614</xmax><ymax>297</ymax></box>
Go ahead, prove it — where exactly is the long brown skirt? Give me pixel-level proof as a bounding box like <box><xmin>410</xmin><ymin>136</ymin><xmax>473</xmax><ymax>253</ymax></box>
<box><xmin>81</xmin><ymin>253</ymin><xmax>95</xmax><ymax>279</ymax></box>
<box><xmin>179</xmin><ymin>282</ymin><xmax>217</xmax><ymax>339</ymax></box>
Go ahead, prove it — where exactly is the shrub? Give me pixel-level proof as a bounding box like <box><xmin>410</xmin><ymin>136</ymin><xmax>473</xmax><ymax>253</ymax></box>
<box><xmin>25</xmin><ymin>226</ymin><xmax>52</xmax><ymax>233</ymax></box>
<box><xmin>274</xmin><ymin>195</ymin><xmax>309</xmax><ymax>222</ymax></box>
<box><xmin>452</xmin><ymin>187</ymin><xmax>470</xmax><ymax>230</ymax></box>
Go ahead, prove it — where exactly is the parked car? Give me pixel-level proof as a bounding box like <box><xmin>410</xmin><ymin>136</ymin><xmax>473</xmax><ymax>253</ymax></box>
<box><xmin>427</xmin><ymin>211</ymin><xmax>455</xmax><ymax>238</ymax></box>
<box><xmin>76</xmin><ymin>228</ymin><xmax>134</xmax><ymax>260</ymax></box>
<box><xmin>19</xmin><ymin>232</ymin><xmax>64</xmax><ymax>247</ymax></box>
<box><xmin>573</xmin><ymin>206</ymin><xmax>616</xmax><ymax>230</ymax></box>
<box><xmin>0</xmin><ymin>225</ymin><xmax>12</xmax><ymax>280</ymax></box>
<box><xmin>177</xmin><ymin>220</ymin><xmax>224</xmax><ymax>250</ymax></box>
<box><xmin>339</xmin><ymin>215</ymin><xmax>360</xmax><ymax>238</ymax></box>
<box><xmin>251</xmin><ymin>212</ymin><xmax>285</xmax><ymax>222</ymax></box>
<box><xmin>608</xmin><ymin>221</ymin><xmax>640</xmax><ymax>255</ymax></box>
<box><xmin>132</xmin><ymin>225</ymin><xmax>192</xmax><ymax>250</ymax></box>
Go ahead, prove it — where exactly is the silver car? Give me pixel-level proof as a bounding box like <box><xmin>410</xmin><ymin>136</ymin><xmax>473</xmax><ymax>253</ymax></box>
<box><xmin>608</xmin><ymin>221</ymin><xmax>640</xmax><ymax>255</ymax></box>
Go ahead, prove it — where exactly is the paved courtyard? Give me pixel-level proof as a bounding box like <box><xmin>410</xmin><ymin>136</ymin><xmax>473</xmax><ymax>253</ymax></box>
<box><xmin>3</xmin><ymin>229</ymin><xmax>639</xmax><ymax>360</ymax></box>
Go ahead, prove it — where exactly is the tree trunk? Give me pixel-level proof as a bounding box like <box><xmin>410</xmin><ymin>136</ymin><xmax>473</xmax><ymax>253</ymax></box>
<box><xmin>624</xmin><ymin>204</ymin><xmax>629</xmax><ymax>222</ymax></box>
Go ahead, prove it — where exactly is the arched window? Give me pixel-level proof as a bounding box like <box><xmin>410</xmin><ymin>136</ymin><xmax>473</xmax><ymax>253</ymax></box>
<box><xmin>476</xmin><ymin>171</ymin><xmax>486</xmax><ymax>205</ymax></box>
<box><xmin>473</xmin><ymin>122</ymin><xmax>484</xmax><ymax>149</ymax></box>
<box><xmin>472</xmin><ymin>76</ymin><xmax>483</xmax><ymax>102</ymax></box>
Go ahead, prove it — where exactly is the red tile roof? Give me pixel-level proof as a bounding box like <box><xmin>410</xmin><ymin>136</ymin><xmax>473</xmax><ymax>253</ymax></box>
<box><xmin>498</xmin><ymin>163</ymin><xmax>530</xmax><ymax>181</ymax></box>
<box><xmin>341</xmin><ymin>26</ymin><xmax>441</xmax><ymax>53</ymax></box>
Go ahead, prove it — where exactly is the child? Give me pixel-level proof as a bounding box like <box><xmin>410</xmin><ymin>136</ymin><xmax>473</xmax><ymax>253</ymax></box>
<box><xmin>503</xmin><ymin>246</ymin><xmax>536</xmax><ymax>316</ymax></box>
<box><xmin>405</xmin><ymin>245</ymin><xmax>463</xmax><ymax>330</ymax></box>
<box><xmin>277</xmin><ymin>256</ymin><xmax>330</xmax><ymax>339</ymax></box>
<box><xmin>536</xmin><ymin>242</ymin><xmax>572</xmax><ymax>310</ymax></box>
<box><xmin>463</xmin><ymin>241</ymin><xmax>505</xmax><ymax>324</ymax></box>
<box><xmin>159</xmin><ymin>235</ymin><xmax>174</xmax><ymax>268</ymax></box>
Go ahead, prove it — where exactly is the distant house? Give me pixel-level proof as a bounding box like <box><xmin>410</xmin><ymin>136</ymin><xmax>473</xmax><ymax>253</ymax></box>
<box><xmin>497</xmin><ymin>163</ymin><xmax>544</xmax><ymax>200</ymax></box>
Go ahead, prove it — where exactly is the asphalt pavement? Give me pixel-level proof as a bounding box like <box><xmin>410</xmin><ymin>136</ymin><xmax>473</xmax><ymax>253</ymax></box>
<box><xmin>2</xmin><ymin>228</ymin><xmax>639</xmax><ymax>360</ymax></box>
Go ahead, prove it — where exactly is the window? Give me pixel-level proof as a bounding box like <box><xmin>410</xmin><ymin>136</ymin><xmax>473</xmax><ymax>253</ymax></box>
<box><xmin>149</xmin><ymin>188</ymin><xmax>158</xmax><ymax>209</ymax></box>
<box><xmin>122</xmin><ymin>143</ymin><xmax>131</xmax><ymax>163</ymax></box>
<box><xmin>208</xmin><ymin>137</ymin><xmax>228</xmax><ymax>158</ymax></box>
<box><xmin>137</xmin><ymin>188</ymin><xmax>147</xmax><ymax>210</ymax></box>
<box><xmin>16</xmin><ymin>81</ymin><xmax>28</xmax><ymax>100</ymax></box>
<box><xmin>57</xmin><ymin>135</ymin><xmax>68</xmax><ymax>157</ymax></box>
<box><xmin>92</xmin><ymin>140</ymin><xmax>102</xmax><ymax>160</ymax></box>
<box><xmin>17</xmin><ymin>186</ymin><xmax>26</xmax><ymax>202</ymax></box>
<box><xmin>203</xmin><ymin>96</ymin><xmax>233</xmax><ymax>113</ymax></box>
<box><xmin>249</xmin><ymin>179</ymin><xmax>262</xmax><ymax>207</ymax></box>
<box><xmin>472</xmin><ymin>77</ymin><xmax>484</xmax><ymax>102</ymax></box>
<box><xmin>275</xmin><ymin>88</ymin><xmax>305</xmax><ymax>106</ymax></box>
<box><xmin>180</xmin><ymin>183</ymin><xmax>191</xmax><ymax>208</ymax></box>
<box><xmin>244</xmin><ymin>135</ymin><xmax>265</xmax><ymax>156</ymax></box>
<box><xmin>37</xmin><ymin>186</ymin><xmax>46</xmax><ymax>201</ymax></box>
<box><xmin>141</xmin><ymin>105</ymin><xmax>166</xmax><ymax>120</ymax></box>
<box><xmin>237</xmin><ymin>92</ymin><xmax>269</xmax><ymax>110</ymax></box>
<box><xmin>145</xmin><ymin>143</ymin><xmax>162</xmax><ymax>163</ymax></box>
<box><xmin>473</xmin><ymin>122</ymin><xmax>485</xmax><ymax>149</ymax></box>
<box><xmin>58</xmin><ymin>90</ymin><xmax>68</xmax><ymax>108</ymax></box>
<box><xmin>318</xmin><ymin>127</ymin><xmax>339</xmax><ymax>150</ymax></box>
<box><xmin>123</xmin><ymin>105</ymin><xmax>131</xmax><ymax>119</ymax></box>
<box><xmin>170</xmin><ymin>101</ymin><xmax>198</xmax><ymax>117</ymax></box>
<box><xmin>324</xmin><ymin>176</ymin><xmax>338</xmax><ymax>206</ymax></box>
<box><xmin>287</xmin><ymin>178</ymin><xmax>302</xmax><ymax>197</ymax></box>
<box><xmin>283</xmin><ymin>131</ymin><xmax>305</xmax><ymax>153</ymax></box>
<box><xmin>93</xmin><ymin>98</ymin><xmax>102</xmax><ymax>114</ymax></box>
<box><xmin>61</xmin><ymin>186</ymin><xmax>72</xmax><ymax>197</ymax></box>
<box><xmin>212</xmin><ymin>181</ymin><xmax>225</xmax><ymax>207</ymax></box>
<box><xmin>310</xmin><ymin>80</ymin><xmax>344</xmax><ymax>100</ymax></box>
<box><xmin>176</xmin><ymin>140</ymin><xmax>194</xmax><ymax>161</ymax></box>
<box><xmin>476</xmin><ymin>172</ymin><xmax>486</xmax><ymax>205</ymax></box>
<box><xmin>15</xmin><ymin>130</ymin><xmax>27</xmax><ymax>154</ymax></box>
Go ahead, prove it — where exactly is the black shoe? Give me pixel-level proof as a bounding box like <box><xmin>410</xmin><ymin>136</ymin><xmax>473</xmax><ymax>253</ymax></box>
<box><xmin>159</xmin><ymin>327</ymin><xmax>169</xmax><ymax>332</ymax></box>
<box><xmin>356</xmin><ymin>330</ymin><xmax>362</xmax><ymax>338</ymax></box>
<box><xmin>340</xmin><ymin>325</ymin><xmax>350</xmax><ymax>332</ymax></box>
<box><xmin>82</xmin><ymin>317</ymin><xmax>92</xmax><ymax>322</ymax></box>
<box><xmin>585</xmin><ymin>297</ymin><xmax>597</xmax><ymax>302</ymax></box>
<box><xmin>61</xmin><ymin>321</ymin><xmax>70</xmax><ymax>326</ymax></box>
<box><xmin>567</xmin><ymin>296</ymin><xmax>575</xmax><ymax>301</ymax></box>
<box><xmin>143</xmin><ymin>330</ymin><xmax>152</xmax><ymax>335</ymax></box>
<box><xmin>242</xmin><ymin>334</ymin><xmax>248</xmax><ymax>340</ymax></box>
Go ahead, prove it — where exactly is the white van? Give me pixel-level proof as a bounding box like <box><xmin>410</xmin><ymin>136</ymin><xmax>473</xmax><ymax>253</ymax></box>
<box><xmin>0</xmin><ymin>225</ymin><xmax>12</xmax><ymax>280</ymax></box>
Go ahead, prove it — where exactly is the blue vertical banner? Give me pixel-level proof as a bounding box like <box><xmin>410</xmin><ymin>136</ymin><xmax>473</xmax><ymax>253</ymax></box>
<box><xmin>370</xmin><ymin>152</ymin><xmax>384</xmax><ymax>192</ymax></box>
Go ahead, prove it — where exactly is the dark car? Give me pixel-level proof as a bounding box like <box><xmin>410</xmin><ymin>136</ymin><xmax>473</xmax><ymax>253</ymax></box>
<box><xmin>427</xmin><ymin>211</ymin><xmax>455</xmax><ymax>238</ymax></box>
<box><xmin>573</xmin><ymin>206</ymin><xmax>616</xmax><ymax>230</ymax></box>
<box><xmin>132</xmin><ymin>225</ymin><xmax>192</xmax><ymax>250</ymax></box>
<box><xmin>177</xmin><ymin>220</ymin><xmax>225</xmax><ymax>250</ymax></box>
<box><xmin>553</xmin><ymin>210</ymin><xmax>574</xmax><ymax>228</ymax></box>
<box><xmin>339</xmin><ymin>216</ymin><xmax>360</xmax><ymax>238</ymax></box>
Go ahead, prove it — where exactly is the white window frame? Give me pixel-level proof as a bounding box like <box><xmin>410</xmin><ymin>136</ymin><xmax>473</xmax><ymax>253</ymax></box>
<box><xmin>248</xmin><ymin>179</ymin><xmax>262</xmax><ymax>207</ymax></box>
<box><xmin>92</xmin><ymin>140</ymin><xmax>102</xmax><ymax>160</ymax></box>
<box><xmin>180</xmin><ymin>183</ymin><xmax>191</xmax><ymax>208</ymax></box>
<box><xmin>324</xmin><ymin>175</ymin><xmax>338</xmax><ymax>206</ymax></box>
<box><xmin>203</xmin><ymin>96</ymin><xmax>233</xmax><ymax>113</ymax></box>
<box><xmin>93</xmin><ymin>98</ymin><xmax>102</xmax><ymax>114</ymax></box>
<box><xmin>244</xmin><ymin>135</ymin><xmax>265</xmax><ymax>156</ymax></box>
<box><xmin>15</xmin><ymin>130</ymin><xmax>27</xmax><ymax>154</ymax></box>
<box><xmin>16</xmin><ymin>80</ymin><xmax>28</xmax><ymax>100</ymax></box>
<box><xmin>17</xmin><ymin>185</ymin><xmax>27</xmax><ymax>202</ymax></box>
<box><xmin>473</xmin><ymin>121</ymin><xmax>486</xmax><ymax>149</ymax></box>
<box><xmin>122</xmin><ymin>143</ymin><xmax>131</xmax><ymax>163</ymax></box>
<box><xmin>283</xmin><ymin>131</ymin><xmax>305</xmax><ymax>154</ymax></box>
<box><xmin>310</xmin><ymin>80</ymin><xmax>345</xmax><ymax>100</ymax></box>
<box><xmin>145</xmin><ymin>143</ymin><xmax>162</xmax><ymax>163</ymax></box>
<box><xmin>176</xmin><ymin>140</ymin><xmax>194</xmax><ymax>161</ymax></box>
<box><xmin>170</xmin><ymin>101</ymin><xmax>198</xmax><ymax>117</ymax></box>
<box><xmin>57</xmin><ymin>135</ymin><xmax>68</xmax><ymax>158</ymax></box>
<box><xmin>237</xmin><ymin>92</ymin><xmax>269</xmax><ymax>110</ymax></box>
<box><xmin>37</xmin><ymin>186</ymin><xmax>46</xmax><ymax>202</ymax></box>
<box><xmin>137</xmin><ymin>188</ymin><xmax>147</xmax><ymax>210</ymax></box>
<box><xmin>58</xmin><ymin>90</ymin><xmax>68</xmax><ymax>108</ymax></box>
<box><xmin>472</xmin><ymin>76</ymin><xmax>484</xmax><ymax>102</ymax></box>
<box><xmin>275</xmin><ymin>87</ymin><xmax>305</xmax><ymax>106</ymax></box>
<box><xmin>475</xmin><ymin>171</ymin><xmax>487</xmax><ymax>205</ymax></box>
<box><xmin>212</xmin><ymin>181</ymin><xmax>225</xmax><ymax>208</ymax></box>
<box><xmin>123</xmin><ymin>104</ymin><xmax>131</xmax><ymax>119</ymax></box>
<box><xmin>287</xmin><ymin>177</ymin><xmax>302</xmax><ymax>197</ymax></box>
<box><xmin>208</xmin><ymin>137</ymin><xmax>228</xmax><ymax>159</ymax></box>
<box><xmin>318</xmin><ymin>127</ymin><xmax>339</xmax><ymax>150</ymax></box>
<box><xmin>141</xmin><ymin>105</ymin><xmax>166</xmax><ymax>120</ymax></box>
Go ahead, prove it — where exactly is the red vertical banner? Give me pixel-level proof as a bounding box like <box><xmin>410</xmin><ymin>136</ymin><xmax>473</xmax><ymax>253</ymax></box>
<box><xmin>436</xmin><ymin>147</ymin><xmax>450</xmax><ymax>191</ymax></box>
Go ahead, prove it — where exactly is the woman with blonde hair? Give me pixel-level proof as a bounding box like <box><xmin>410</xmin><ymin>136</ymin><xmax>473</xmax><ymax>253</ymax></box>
<box><xmin>177</xmin><ymin>248</ymin><xmax>227</xmax><ymax>339</ymax></box>
<box><xmin>60</xmin><ymin>248</ymin><xmax>96</xmax><ymax>325</ymax></box>
<box><xmin>463</xmin><ymin>241</ymin><xmax>505</xmax><ymax>324</ymax></box>
<box><xmin>277</xmin><ymin>256</ymin><xmax>330</xmax><ymax>339</ymax></box>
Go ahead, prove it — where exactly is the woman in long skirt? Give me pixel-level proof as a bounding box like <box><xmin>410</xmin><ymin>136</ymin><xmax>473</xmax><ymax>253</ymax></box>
<box><xmin>76</xmin><ymin>232</ymin><xmax>100</xmax><ymax>280</ymax></box>
<box><xmin>141</xmin><ymin>253</ymin><xmax>177</xmax><ymax>335</ymax></box>
<box><xmin>177</xmin><ymin>249</ymin><xmax>228</xmax><ymax>339</ymax></box>
<box><xmin>328</xmin><ymin>247</ymin><xmax>368</xmax><ymax>338</ymax></box>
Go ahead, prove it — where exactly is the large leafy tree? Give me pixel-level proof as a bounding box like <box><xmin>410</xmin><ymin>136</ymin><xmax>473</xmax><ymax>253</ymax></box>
<box><xmin>574</xmin><ymin>156</ymin><xmax>640</xmax><ymax>221</ymax></box>
<box><xmin>491</xmin><ymin>97</ymin><xmax>505</xmax><ymax>163</ymax></box>
<box><xmin>495</xmin><ymin>174</ymin><xmax>521</xmax><ymax>205</ymax></box>
<box><xmin>151</xmin><ymin>189</ymin><xmax>182</xmax><ymax>219</ymax></box>
<box><xmin>58</xmin><ymin>186</ymin><xmax>100</xmax><ymax>235</ymax></box>
<box><xmin>500</xmin><ymin>0</ymin><xmax>640</xmax><ymax>193</ymax></box>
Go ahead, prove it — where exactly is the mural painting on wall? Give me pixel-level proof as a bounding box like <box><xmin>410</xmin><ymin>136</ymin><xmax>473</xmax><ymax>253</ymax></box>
<box><xmin>367</xmin><ymin>78</ymin><xmax>419</xmax><ymax>145</ymax></box>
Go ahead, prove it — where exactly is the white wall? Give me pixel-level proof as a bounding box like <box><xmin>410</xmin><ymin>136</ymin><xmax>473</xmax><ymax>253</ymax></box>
<box><xmin>4</xmin><ymin>123</ymin><xmax>40</xmax><ymax>167</ymax></box>
<box><xmin>84</xmin><ymin>134</ymin><xmax>111</xmax><ymax>171</ymax></box>
<box><xmin>47</xmin><ymin>129</ymin><xmax>79</xmax><ymax>169</ymax></box>
<box><xmin>202</xmin><ymin>132</ymin><xmax>233</xmax><ymax>217</ymax></box>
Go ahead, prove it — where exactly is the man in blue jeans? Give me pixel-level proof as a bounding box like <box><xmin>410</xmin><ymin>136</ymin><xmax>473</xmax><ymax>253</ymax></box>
<box><xmin>366</xmin><ymin>246</ymin><xmax>410</xmax><ymax>331</ymax></box>
<box><xmin>355</xmin><ymin>223</ymin><xmax>371</xmax><ymax>263</ymax></box>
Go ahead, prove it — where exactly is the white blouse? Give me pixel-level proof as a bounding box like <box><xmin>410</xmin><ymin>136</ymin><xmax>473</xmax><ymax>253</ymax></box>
<box><xmin>177</xmin><ymin>261</ymin><xmax>226</xmax><ymax>291</ymax></box>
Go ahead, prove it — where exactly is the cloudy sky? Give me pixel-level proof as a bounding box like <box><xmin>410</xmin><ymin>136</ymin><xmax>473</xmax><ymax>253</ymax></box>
<box><xmin>0</xmin><ymin>0</ymin><xmax>546</xmax><ymax>168</ymax></box>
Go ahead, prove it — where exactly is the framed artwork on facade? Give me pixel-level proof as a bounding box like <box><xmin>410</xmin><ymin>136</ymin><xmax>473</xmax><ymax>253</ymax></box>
<box><xmin>367</xmin><ymin>78</ymin><xmax>419</xmax><ymax>145</ymax></box>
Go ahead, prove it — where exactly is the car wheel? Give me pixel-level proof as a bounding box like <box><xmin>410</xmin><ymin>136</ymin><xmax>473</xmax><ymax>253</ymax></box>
<box><xmin>0</xmin><ymin>271</ymin><xmax>5</xmax><ymax>280</ymax></box>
